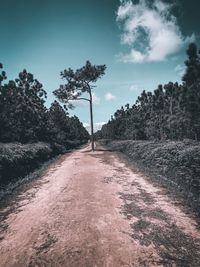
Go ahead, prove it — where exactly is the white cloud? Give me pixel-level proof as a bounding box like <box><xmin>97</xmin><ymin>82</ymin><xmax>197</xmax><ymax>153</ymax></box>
<box><xmin>69</xmin><ymin>99</ymin><xmax>87</xmax><ymax>107</ymax></box>
<box><xmin>129</xmin><ymin>84</ymin><xmax>139</xmax><ymax>91</ymax></box>
<box><xmin>83</xmin><ymin>122</ymin><xmax>90</xmax><ymax>128</ymax></box>
<box><xmin>184</xmin><ymin>33</ymin><xmax>196</xmax><ymax>44</ymax></box>
<box><xmin>84</xmin><ymin>122</ymin><xmax>106</xmax><ymax>133</ymax></box>
<box><xmin>92</xmin><ymin>92</ymin><xmax>100</xmax><ymax>105</ymax></box>
<box><xmin>95</xmin><ymin>122</ymin><xmax>106</xmax><ymax>131</ymax></box>
<box><xmin>68</xmin><ymin>92</ymin><xmax>100</xmax><ymax>106</ymax></box>
<box><xmin>105</xmin><ymin>92</ymin><xmax>116</xmax><ymax>101</ymax></box>
<box><xmin>175</xmin><ymin>64</ymin><xmax>186</xmax><ymax>77</ymax></box>
<box><xmin>117</xmin><ymin>0</ymin><xmax>195</xmax><ymax>63</ymax></box>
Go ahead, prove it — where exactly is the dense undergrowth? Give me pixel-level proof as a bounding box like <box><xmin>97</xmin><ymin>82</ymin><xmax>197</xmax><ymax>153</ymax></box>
<box><xmin>0</xmin><ymin>141</ymin><xmax>85</xmax><ymax>186</ymax></box>
<box><xmin>100</xmin><ymin>139</ymin><xmax>200</xmax><ymax>216</ymax></box>
<box><xmin>0</xmin><ymin>142</ymin><xmax>53</xmax><ymax>186</ymax></box>
<box><xmin>0</xmin><ymin>60</ymin><xmax>89</xmax><ymax>188</ymax></box>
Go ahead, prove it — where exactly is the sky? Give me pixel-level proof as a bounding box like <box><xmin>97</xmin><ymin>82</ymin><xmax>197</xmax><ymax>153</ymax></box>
<box><xmin>1</xmin><ymin>0</ymin><xmax>200</xmax><ymax>131</ymax></box>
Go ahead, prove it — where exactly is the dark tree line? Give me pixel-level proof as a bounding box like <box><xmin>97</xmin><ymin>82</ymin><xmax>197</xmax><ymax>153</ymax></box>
<box><xmin>96</xmin><ymin>43</ymin><xmax>200</xmax><ymax>141</ymax></box>
<box><xmin>0</xmin><ymin>66</ymin><xmax>89</xmax><ymax>145</ymax></box>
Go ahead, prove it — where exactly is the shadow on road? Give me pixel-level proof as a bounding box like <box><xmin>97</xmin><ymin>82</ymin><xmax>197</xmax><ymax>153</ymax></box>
<box><xmin>81</xmin><ymin>149</ymin><xmax>114</xmax><ymax>153</ymax></box>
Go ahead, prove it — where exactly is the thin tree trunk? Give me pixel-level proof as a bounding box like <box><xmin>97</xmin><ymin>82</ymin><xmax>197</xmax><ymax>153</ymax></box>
<box><xmin>89</xmin><ymin>91</ymin><xmax>95</xmax><ymax>151</ymax></box>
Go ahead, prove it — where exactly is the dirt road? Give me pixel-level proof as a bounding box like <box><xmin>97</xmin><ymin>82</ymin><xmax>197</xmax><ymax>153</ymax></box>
<box><xmin>0</xmin><ymin>144</ymin><xmax>200</xmax><ymax>267</ymax></box>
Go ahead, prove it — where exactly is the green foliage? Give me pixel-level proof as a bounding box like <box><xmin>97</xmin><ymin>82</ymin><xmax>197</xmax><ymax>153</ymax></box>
<box><xmin>0</xmin><ymin>65</ymin><xmax>89</xmax><ymax>145</ymax></box>
<box><xmin>53</xmin><ymin>60</ymin><xmax>106</xmax><ymax>150</ymax></box>
<box><xmin>0</xmin><ymin>68</ymin><xmax>47</xmax><ymax>142</ymax></box>
<box><xmin>0</xmin><ymin>142</ymin><xmax>53</xmax><ymax>185</ymax></box>
<box><xmin>100</xmin><ymin>139</ymin><xmax>200</xmax><ymax>215</ymax></box>
<box><xmin>53</xmin><ymin>61</ymin><xmax>106</xmax><ymax>106</ymax></box>
<box><xmin>182</xmin><ymin>43</ymin><xmax>200</xmax><ymax>86</ymax></box>
<box><xmin>97</xmin><ymin>43</ymin><xmax>200</xmax><ymax>141</ymax></box>
<box><xmin>46</xmin><ymin>101</ymin><xmax>89</xmax><ymax>146</ymax></box>
<box><xmin>0</xmin><ymin>63</ymin><xmax>7</xmax><ymax>84</ymax></box>
<box><xmin>47</xmin><ymin>100</ymin><xmax>70</xmax><ymax>144</ymax></box>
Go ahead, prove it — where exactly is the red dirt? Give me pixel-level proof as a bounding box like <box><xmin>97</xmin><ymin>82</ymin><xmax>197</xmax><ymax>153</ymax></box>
<box><xmin>0</xmin><ymin>144</ymin><xmax>200</xmax><ymax>267</ymax></box>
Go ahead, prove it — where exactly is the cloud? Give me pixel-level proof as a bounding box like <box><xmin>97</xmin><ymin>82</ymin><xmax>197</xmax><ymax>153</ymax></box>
<box><xmin>184</xmin><ymin>33</ymin><xmax>196</xmax><ymax>44</ymax></box>
<box><xmin>68</xmin><ymin>92</ymin><xmax>100</xmax><ymax>106</ymax></box>
<box><xmin>105</xmin><ymin>92</ymin><xmax>116</xmax><ymax>101</ymax></box>
<box><xmin>117</xmin><ymin>0</ymin><xmax>195</xmax><ymax>63</ymax></box>
<box><xmin>84</xmin><ymin>122</ymin><xmax>106</xmax><ymax>133</ymax></box>
<box><xmin>83</xmin><ymin>122</ymin><xmax>90</xmax><ymax>129</ymax></box>
<box><xmin>175</xmin><ymin>64</ymin><xmax>186</xmax><ymax>77</ymax></box>
<box><xmin>129</xmin><ymin>84</ymin><xmax>139</xmax><ymax>91</ymax></box>
<box><xmin>68</xmin><ymin>99</ymin><xmax>87</xmax><ymax>107</ymax></box>
<box><xmin>92</xmin><ymin>92</ymin><xmax>100</xmax><ymax>105</ymax></box>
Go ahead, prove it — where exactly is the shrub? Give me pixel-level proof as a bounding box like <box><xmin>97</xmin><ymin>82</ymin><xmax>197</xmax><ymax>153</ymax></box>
<box><xmin>101</xmin><ymin>139</ymin><xmax>200</xmax><ymax>215</ymax></box>
<box><xmin>0</xmin><ymin>142</ymin><xmax>52</xmax><ymax>185</ymax></box>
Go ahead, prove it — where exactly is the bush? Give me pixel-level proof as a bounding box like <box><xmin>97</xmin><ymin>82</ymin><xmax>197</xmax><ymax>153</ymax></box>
<box><xmin>0</xmin><ymin>142</ymin><xmax>53</xmax><ymax>185</ymax></box>
<box><xmin>100</xmin><ymin>139</ymin><xmax>200</xmax><ymax>215</ymax></box>
<box><xmin>0</xmin><ymin>140</ymin><xmax>88</xmax><ymax>187</ymax></box>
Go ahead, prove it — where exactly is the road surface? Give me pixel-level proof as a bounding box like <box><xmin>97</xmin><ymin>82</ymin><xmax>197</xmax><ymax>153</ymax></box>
<box><xmin>0</xmin><ymin>144</ymin><xmax>200</xmax><ymax>267</ymax></box>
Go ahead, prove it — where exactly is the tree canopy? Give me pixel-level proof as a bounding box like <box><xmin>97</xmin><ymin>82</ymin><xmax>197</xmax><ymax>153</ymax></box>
<box><xmin>96</xmin><ymin>43</ymin><xmax>200</xmax><ymax>141</ymax></box>
<box><xmin>0</xmin><ymin>65</ymin><xmax>89</xmax><ymax>145</ymax></box>
<box><xmin>53</xmin><ymin>60</ymin><xmax>106</xmax><ymax>150</ymax></box>
<box><xmin>53</xmin><ymin>61</ymin><xmax>106</xmax><ymax>106</ymax></box>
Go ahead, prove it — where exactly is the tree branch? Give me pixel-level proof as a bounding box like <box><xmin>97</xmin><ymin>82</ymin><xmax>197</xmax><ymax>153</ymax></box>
<box><xmin>73</xmin><ymin>97</ymin><xmax>90</xmax><ymax>102</ymax></box>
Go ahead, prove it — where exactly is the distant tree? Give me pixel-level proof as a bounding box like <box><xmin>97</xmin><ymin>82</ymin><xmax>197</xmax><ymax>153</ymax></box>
<box><xmin>0</xmin><ymin>68</ymin><xmax>47</xmax><ymax>142</ymax></box>
<box><xmin>181</xmin><ymin>43</ymin><xmax>200</xmax><ymax>140</ymax></box>
<box><xmin>47</xmin><ymin>101</ymin><xmax>89</xmax><ymax>144</ymax></box>
<box><xmin>15</xmin><ymin>69</ymin><xmax>48</xmax><ymax>141</ymax></box>
<box><xmin>53</xmin><ymin>61</ymin><xmax>106</xmax><ymax>151</ymax></box>
<box><xmin>182</xmin><ymin>43</ymin><xmax>200</xmax><ymax>86</ymax></box>
<box><xmin>47</xmin><ymin>101</ymin><xmax>70</xmax><ymax>144</ymax></box>
<box><xmin>0</xmin><ymin>63</ymin><xmax>8</xmax><ymax>140</ymax></box>
<box><xmin>97</xmin><ymin>43</ymin><xmax>200</xmax><ymax>141</ymax></box>
<box><xmin>68</xmin><ymin>115</ymin><xmax>90</xmax><ymax>142</ymax></box>
<box><xmin>0</xmin><ymin>63</ymin><xmax>7</xmax><ymax>85</ymax></box>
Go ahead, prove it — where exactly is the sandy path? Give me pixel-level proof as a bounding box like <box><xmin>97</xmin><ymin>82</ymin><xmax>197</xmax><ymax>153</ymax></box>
<box><xmin>0</xmin><ymin>144</ymin><xmax>200</xmax><ymax>267</ymax></box>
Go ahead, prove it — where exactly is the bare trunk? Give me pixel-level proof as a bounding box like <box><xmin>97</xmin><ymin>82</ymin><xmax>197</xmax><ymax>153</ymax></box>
<box><xmin>89</xmin><ymin>91</ymin><xmax>95</xmax><ymax>151</ymax></box>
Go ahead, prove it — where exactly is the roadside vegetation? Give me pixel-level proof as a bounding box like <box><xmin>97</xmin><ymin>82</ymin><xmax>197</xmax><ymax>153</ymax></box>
<box><xmin>0</xmin><ymin>65</ymin><xmax>89</xmax><ymax>186</ymax></box>
<box><xmin>0</xmin><ymin>142</ymin><xmax>52</xmax><ymax>186</ymax></box>
<box><xmin>100</xmin><ymin>139</ymin><xmax>200</xmax><ymax>216</ymax></box>
<box><xmin>96</xmin><ymin>43</ymin><xmax>200</xmax><ymax>215</ymax></box>
<box><xmin>96</xmin><ymin>43</ymin><xmax>200</xmax><ymax>141</ymax></box>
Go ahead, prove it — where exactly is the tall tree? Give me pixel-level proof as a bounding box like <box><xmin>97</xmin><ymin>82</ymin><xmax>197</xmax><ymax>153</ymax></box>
<box><xmin>96</xmin><ymin>43</ymin><xmax>200</xmax><ymax>142</ymax></box>
<box><xmin>46</xmin><ymin>101</ymin><xmax>89</xmax><ymax>145</ymax></box>
<box><xmin>53</xmin><ymin>61</ymin><xmax>106</xmax><ymax>151</ymax></box>
<box><xmin>0</xmin><ymin>63</ymin><xmax>7</xmax><ymax>85</ymax></box>
<box><xmin>0</xmin><ymin>68</ymin><xmax>47</xmax><ymax>142</ymax></box>
<box><xmin>47</xmin><ymin>100</ymin><xmax>70</xmax><ymax>144</ymax></box>
<box><xmin>182</xmin><ymin>43</ymin><xmax>200</xmax><ymax>140</ymax></box>
<box><xmin>182</xmin><ymin>43</ymin><xmax>200</xmax><ymax>86</ymax></box>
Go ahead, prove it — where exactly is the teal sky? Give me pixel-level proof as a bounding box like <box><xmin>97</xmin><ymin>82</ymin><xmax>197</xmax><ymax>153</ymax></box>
<box><xmin>1</xmin><ymin>0</ymin><xmax>200</xmax><ymax>130</ymax></box>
